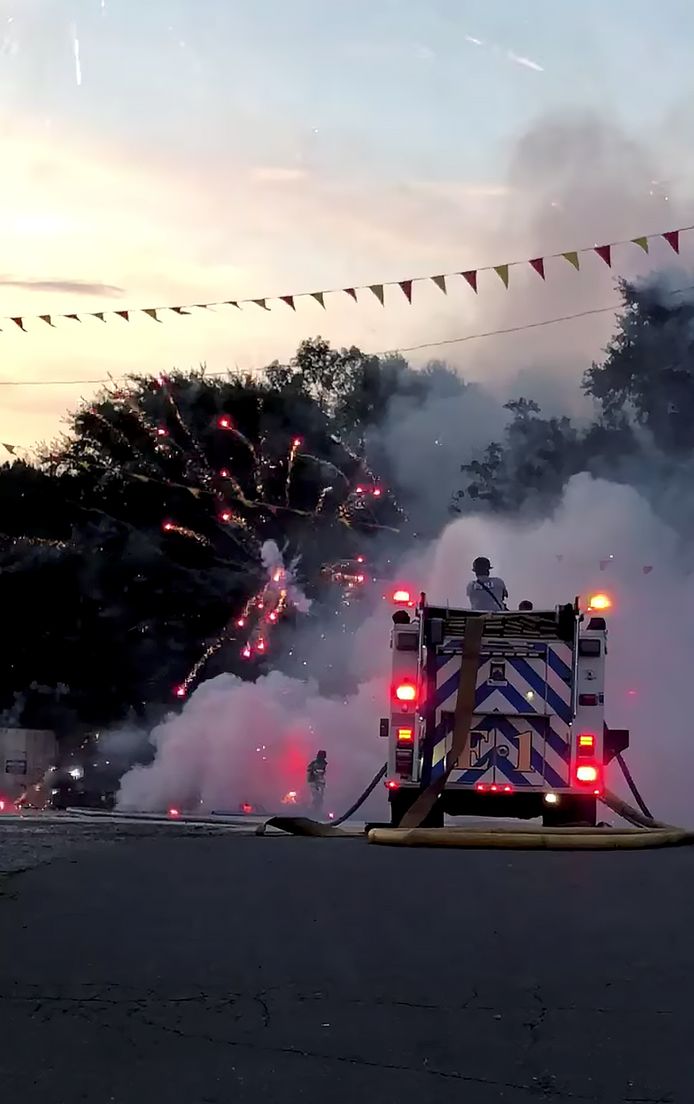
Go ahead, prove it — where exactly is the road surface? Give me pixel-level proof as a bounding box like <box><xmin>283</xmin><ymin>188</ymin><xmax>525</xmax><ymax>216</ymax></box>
<box><xmin>1</xmin><ymin>817</ymin><xmax>692</xmax><ymax>1102</ymax></box>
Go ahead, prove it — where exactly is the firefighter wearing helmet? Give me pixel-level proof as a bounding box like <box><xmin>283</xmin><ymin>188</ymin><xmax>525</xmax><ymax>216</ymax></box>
<box><xmin>467</xmin><ymin>557</ymin><xmax>508</xmax><ymax>612</ymax></box>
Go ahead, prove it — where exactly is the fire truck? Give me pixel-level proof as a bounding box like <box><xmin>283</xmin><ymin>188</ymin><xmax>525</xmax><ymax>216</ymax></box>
<box><xmin>380</xmin><ymin>592</ymin><xmax>629</xmax><ymax>828</ymax></box>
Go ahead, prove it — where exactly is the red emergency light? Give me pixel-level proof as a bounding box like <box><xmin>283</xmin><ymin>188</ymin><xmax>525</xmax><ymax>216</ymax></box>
<box><xmin>391</xmin><ymin>588</ymin><xmax>411</xmax><ymax>604</ymax></box>
<box><xmin>575</xmin><ymin>763</ymin><xmax>600</xmax><ymax>784</ymax></box>
<box><xmin>394</xmin><ymin>680</ymin><xmax>416</xmax><ymax>703</ymax></box>
<box><xmin>385</xmin><ymin>779</ymin><xmax>399</xmax><ymax>791</ymax></box>
<box><xmin>396</xmin><ymin>727</ymin><xmax>413</xmax><ymax>743</ymax></box>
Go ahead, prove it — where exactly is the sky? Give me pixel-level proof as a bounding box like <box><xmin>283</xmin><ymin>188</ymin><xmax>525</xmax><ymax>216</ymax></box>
<box><xmin>2</xmin><ymin>0</ymin><xmax>694</xmax><ymax>449</ymax></box>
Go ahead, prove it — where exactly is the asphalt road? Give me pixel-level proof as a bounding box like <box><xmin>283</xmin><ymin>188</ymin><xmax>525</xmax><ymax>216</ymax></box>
<box><xmin>1</xmin><ymin>821</ymin><xmax>693</xmax><ymax>1103</ymax></box>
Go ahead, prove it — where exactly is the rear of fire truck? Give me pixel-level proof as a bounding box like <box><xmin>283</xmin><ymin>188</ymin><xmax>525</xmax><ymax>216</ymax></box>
<box><xmin>380</xmin><ymin>592</ymin><xmax>628</xmax><ymax>828</ymax></box>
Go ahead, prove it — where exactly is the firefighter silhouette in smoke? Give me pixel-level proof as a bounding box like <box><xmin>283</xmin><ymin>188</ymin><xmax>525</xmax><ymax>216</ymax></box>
<box><xmin>306</xmin><ymin>750</ymin><xmax>327</xmax><ymax>812</ymax></box>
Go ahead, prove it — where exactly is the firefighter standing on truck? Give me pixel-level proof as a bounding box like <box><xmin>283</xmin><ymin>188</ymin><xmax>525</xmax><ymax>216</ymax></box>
<box><xmin>306</xmin><ymin>750</ymin><xmax>327</xmax><ymax>812</ymax></box>
<box><xmin>467</xmin><ymin>556</ymin><xmax>508</xmax><ymax>612</ymax></box>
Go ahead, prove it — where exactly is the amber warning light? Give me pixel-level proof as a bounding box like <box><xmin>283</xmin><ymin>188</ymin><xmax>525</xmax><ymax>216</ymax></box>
<box><xmin>588</xmin><ymin>593</ymin><xmax>612</xmax><ymax>611</ymax></box>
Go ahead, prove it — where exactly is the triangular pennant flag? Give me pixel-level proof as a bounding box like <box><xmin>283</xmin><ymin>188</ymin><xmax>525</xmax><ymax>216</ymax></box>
<box><xmin>2</xmin><ymin>442</ymin><xmax>17</xmax><ymax>455</ymax></box>
<box><xmin>344</xmin><ymin>288</ymin><xmax>357</xmax><ymax>301</ymax></box>
<box><xmin>170</xmin><ymin>307</ymin><xmax>191</xmax><ymax>315</ymax></box>
<box><xmin>280</xmin><ymin>295</ymin><xmax>296</xmax><ymax>310</ymax></box>
<box><xmin>39</xmin><ymin>315</ymin><xmax>55</xmax><ymax>327</ymax></box>
<box><xmin>632</xmin><ymin>236</ymin><xmax>649</xmax><ymax>253</ymax></box>
<box><xmin>529</xmin><ymin>257</ymin><xmax>545</xmax><ymax>280</ymax></box>
<box><xmin>311</xmin><ymin>291</ymin><xmax>326</xmax><ymax>309</ymax></box>
<box><xmin>642</xmin><ymin>565</ymin><xmax>653</xmax><ymax>575</ymax></box>
<box><xmin>65</xmin><ymin>314</ymin><xmax>81</xmax><ymax>322</ymax></box>
<box><xmin>143</xmin><ymin>308</ymin><xmax>162</xmax><ymax>322</ymax></box>
<box><xmin>562</xmin><ymin>251</ymin><xmax>580</xmax><ymax>270</ymax></box>
<box><xmin>398</xmin><ymin>280</ymin><xmax>413</xmax><ymax>303</ymax></box>
<box><xmin>224</xmin><ymin>301</ymin><xmax>240</xmax><ymax>309</ymax></box>
<box><xmin>92</xmin><ymin>312</ymin><xmax>106</xmax><ymax>322</ymax></box>
<box><xmin>663</xmin><ymin>230</ymin><xmax>680</xmax><ymax>254</ymax></box>
<box><xmin>194</xmin><ymin>303</ymin><xmax>212</xmax><ymax>310</ymax></box>
<box><xmin>116</xmin><ymin>311</ymin><xmax>130</xmax><ymax>321</ymax></box>
<box><xmin>594</xmin><ymin>245</ymin><xmax>612</xmax><ymax>266</ymax></box>
<box><xmin>432</xmin><ymin>274</ymin><xmax>447</xmax><ymax>294</ymax></box>
<box><xmin>11</xmin><ymin>317</ymin><xmax>26</xmax><ymax>331</ymax></box>
<box><xmin>494</xmin><ymin>264</ymin><xmax>509</xmax><ymax>288</ymax></box>
<box><xmin>461</xmin><ymin>270</ymin><xmax>478</xmax><ymax>293</ymax></box>
<box><xmin>253</xmin><ymin>299</ymin><xmax>270</xmax><ymax>311</ymax></box>
<box><xmin>369</xmin><ymin>284</ymin><xmax>385</xmax><ymax>305</ymax></box>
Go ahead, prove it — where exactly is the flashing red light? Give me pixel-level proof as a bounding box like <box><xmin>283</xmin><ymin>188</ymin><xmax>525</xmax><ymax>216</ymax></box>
<box><xmin>394</xmin><ymin>681</ymin><xmax>416</xmax><ymax>703</ymax></box>
<box><xmin>396</xmin><ymin>727</ymin><xmax>413</xmax><ymax>743</ymax></box>
<box><xmin>576</xmin><ymin>763</ymin><xmax>599</xmax><ymax>784</ymax></box>
<box><xmin>241</xmin><ymin>645</ymin><xmax>252</xmax><ymax>659</ymax></box>
<box><xmin>356</xmin><ymin>486</ymin><xmax>364</xmax><ymax>494</ymax></box>
<box><xmin>156</xmin><ymin>426</ymin><xmax>168</xmax><ymax>437</ymax></box>
<box><xmin>173</xmin><ymin>685</ymin><xmax>187</xmax><ymax>699</ymax></box>
<box><xmin>0</xmin><ymin>799</ymin><xmax>5</xmax><ymax>813</ymax></box>
<box><xmin>356</xmin><ymin>556</ymin><xmax>365</xmax><ymax>564</ymax></box>
<box><xmin>219</xmin><ymin>510</ymin><xmax>233</xmax><ymax>523</ymax></box>
<box><xmin>241</xmin><ymin>803</ymin><xmax>253</xmax><ymax>815</ymax></box>
<box><xmin>503</xmin><ymin>785</ymin><xmax>513</xmax><ymax>793</ymax></box>
<box><xmin>256</xmin><ymin>639</ymin><xmax>266</xmax><ymax>653</ymax></box>
<box><xmin>168</xmin><ymin>807</ymin><xmax>180</xmax><ymax>818</ymax></box>
<box><xmin>162</xmin><ymin>520</ymin><xmax>175</xmax><ymax>532</ymax></box>
<box><xmin>217</xmin><ymin>415</ymin><xmax>233</xmax><ymax>430</ymax></box>
<box><xmin>219</xmin><ymin>469</ymin><xmax>230</xmax><ymax>478</ymax></box>
<box><xmin>385</xmin><ymin>779</ymin><xmax>399</xmax><ymax>791</ymax></box>
<box><xmin>292</xmin><ymin>437</ymin><xmax>302</xmax><ymax>448</ymax></box>
<box><xmin>476</xmin><ymin>783</ymin><xmax>487</xmax><ymax>792</ymax></box>
<box><xmin>490</xmin><ymin>784</ymin><xmax>498</xmax><ymax>792</ymax></box>
<box><xmin>236</xmin><ymin>618</ymin><xmax>246</xmax><ymax>628</ymax></box>
<box><xmin>268</xmin><ymin>611</ymin><xmax>278</xmax><ymax>623</ymax></box>
<box><xmin>372</xmin><ymin>487</ymin><xmax>382</xmax><ymax>497</ymax></box>
<box><xmin>392</xmin><ymin>588</ymin><xmax>411</xmax><ymax>604</ymax></box>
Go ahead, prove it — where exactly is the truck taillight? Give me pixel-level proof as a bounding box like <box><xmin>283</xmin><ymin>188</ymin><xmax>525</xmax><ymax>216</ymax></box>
<box><xmin>577</xmin><ymin>733</ymin><xmax>595</xmax><ymax>757</ymax></box>
<box><xmin>392</xmin><ymin>589</ymin><xmax>411</xmax><ymax>604</ymax></box>
<box><xmin>396</xmin><ymin>727</ymin><xmax>413</xmax><ymax>743</ymax></box>
<box><xmin>394</xmin><ymin>680</ymin><xmax>416</xmax><ymax>703</ymax></box>
<box><xmin>385</xmin><ymin>779</ymin><xmax>399</xmax><ymax>791</ymax></box>
<box><xmin>576</xmin><ymin>763</ymin><xmax>599</xmax><ymax>784</ymax></box>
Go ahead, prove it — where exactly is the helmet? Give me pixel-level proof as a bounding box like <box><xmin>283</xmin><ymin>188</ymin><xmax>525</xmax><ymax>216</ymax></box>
<box><xmin>472</xmin><ymin>556</ymin><xmax>491</xmax><ymax>575</ymax></box>
<box><xmin>519</xmin><ymin>600</ymin><xmax>534</xmax><ymax>611</ymax></box>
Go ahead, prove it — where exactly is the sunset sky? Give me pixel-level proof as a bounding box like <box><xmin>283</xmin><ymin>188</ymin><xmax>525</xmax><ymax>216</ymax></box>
<box><xmin>2</xmin><ymin>0</ymin><xmax>693</xmax><ymax>449</ymax></box>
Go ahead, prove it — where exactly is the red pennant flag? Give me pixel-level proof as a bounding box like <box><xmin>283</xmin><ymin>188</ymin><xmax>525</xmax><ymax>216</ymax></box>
<box><xmin>280</xmin><ymin>295</ymin><xmax>296</xmax><ymax>310</ymax></box>
<box><xmin>344</xmin><ymin>288</ymin><xmax>357</xmax><ymax>301</ymax></box>
<box><xmin>311</xmin><ymin>292</ymin><xmax>326</xmax><ymax>309</ymax></box>
<box><xmin>39</xmin><ymin>315</ymin><xmax>55</xmax><ymax>327</ymax></box>
<box><xmin>594</xmin><ymin>245</ymin><xmax>612</xmax><ymax>267</ymax></box>
<box><xmin>642</xmin><ymin>565</ymin><xmax>653</xmax><ymax>575</ymax></box>
<box><xmin>116</xmin><ymin>311</ymin><xmax>130</xmax><ymax>322</ymax></box>
<box><xmin>663</xmin><ymin>230</ymin><xmax>680</xmax><ymax>254</ymax></box>
<box><xmin>461</xmin><ymin>270</ymin><xmax>478</xmax><ymax>293</ymax></box>
<box><xmin>224</xmin><ymin>301</ymin><xmax>240</xmax><ymax>309</ymax></box>
<box><xmin>143</xmin><ymin>309</ymin><xmax>161</xmax><ymax>322</ymax></box>
<box><xmin>432</xmin><ymin>275</ymin><xmax>447</xmax><ymax>294</ymax></box>
<box><xmin>11</xmin><ymin>317</ymin><xmax>26</xmax><ymax>331</ymax></box>
<box><xmin>529</xmin><ymin>257</ymin><xmax>545</xmax><ymax>280</ymax></box>
<box><xmin>399</xmin><ymin>280</ymin><xmax>413</xmax><ymax>303</ymax></box>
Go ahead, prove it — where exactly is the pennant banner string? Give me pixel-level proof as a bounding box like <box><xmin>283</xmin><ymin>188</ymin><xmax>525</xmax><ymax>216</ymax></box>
<box><xmin>1</xmin><ymin>223</ymin><xmax>692</xmax><ymax>333</ymax></box>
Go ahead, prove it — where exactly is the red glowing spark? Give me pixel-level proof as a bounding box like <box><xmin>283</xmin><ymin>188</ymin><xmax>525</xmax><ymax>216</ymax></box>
<box><xmin>268</xmin><ymin>611</ymin><xmax>278</xmax><ymax>623</ymax></box>
<box><xmin>236</xmin><ymin>617</ymin><xmax>246</xmax><ymax>628</ymax></box>
<box><xmin>357</xmin><ymin>574</ymin><xmax>365</xmax><ymax>583</ymax></box>
<box><xmin>273</xmin><ymin>569</ymin><xmax>282</xmax><ymax>583</ymax></box>
<box><xmin>156</xmin><ymin>426</ymin><xmax>168</xmax><ymax>437</ymax></box>
<box><xmin>219</xmin><ymin>510</ymin><xmax>233</xmax><ymax>523</ymax></box>
<box><xmin>356</xmin><ymin>486</ymin><xmax>364</xmax><ymax>494</ymax></box>
<box><xmin>372</xmin><ymin>487</ymin><xmax>382</xmax><ymax>497</ymax></box>
<box><xmin>217</xmin><ymin>415</ymin><xmax>233</xmax><ymax>430</ymax></box>
<box><xmin>241</xmin><ymin>803</ymin><xmax>253</xmax><ymax>815</ymax></box>
<box><xmin>241</xmin><ymin>645</ymin><xmax>252</xmax><ymax>659</ymax></box>
<box><xmin>356</xmin><ymin>556</ymin><xmax>365</xmax><ymax>563</ymax></box>
<box><xmin>292</xmin><ymin>437</ymin><xmax>302</xmax><ymax>448</ymax></box>
<box><xmin>219</xmin><ymin>468</ymin><xmax>230</xmax><ymax>478</ymax></box>
<box><xmin>162</xmin><ymin>520</ymin><xmax>175</xmax><ymax>532</ymax></box>
<box><xmin>173</xmin><ymin>685</ymin><xmax>187</xmax><ymax>699</ymax></box>
<box><xmin>256</xmin><ymin>638</ymin><xmax>266</xmax><ymax>653</ymax></box>
<box><xmin>168</xmin><ymin>807</ymin><xmax>180</xmax><ymax>818</ymax></box>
